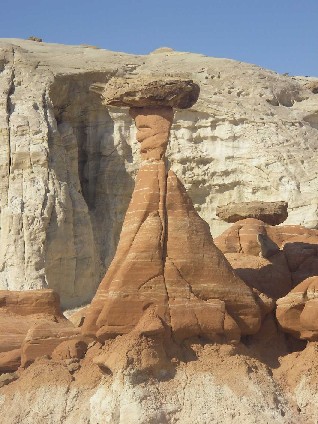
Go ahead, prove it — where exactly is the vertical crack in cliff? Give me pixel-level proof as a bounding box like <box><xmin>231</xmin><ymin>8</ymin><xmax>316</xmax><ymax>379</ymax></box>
<box><xmin>6</xmin><ymin>47</ymin><xmax>15</xmax><ymax>181</ymax></box>
<box><xmin>0</xmin><ymin>47</ymin><xmax>16</xmax><ymax>280</ymax></box>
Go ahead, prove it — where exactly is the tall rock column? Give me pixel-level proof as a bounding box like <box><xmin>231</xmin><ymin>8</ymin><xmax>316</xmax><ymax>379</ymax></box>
<box><xmin>83</xmin><ymin>77</ymin><xmax>261</xmax><ymax>344</ymax></box>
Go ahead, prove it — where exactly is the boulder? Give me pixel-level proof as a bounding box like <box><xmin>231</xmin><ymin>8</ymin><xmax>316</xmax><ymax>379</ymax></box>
<box><xmin>215</xmin><ymin>219</ymin><xmax>318</xmax><ymax>300</ymax></box>
<box><xmin>91</xmin><ymin>76</ymin><xmax>200</xmax><ymax>109</ymax></box>
<box><xmin>216</xmin><ymin>201</ymin><xmax>288</xmax><ymax>226</ymax></box>
<box><xmin>281</xmin><ymin>233</ymin><xmax>318</xmax><ymax>285</ymax></box>
<box><xmin>214</xmin><ymin>218</ymin><xmax>270</xmax><ymax>256</ymax></box>
<box><xmin>51</xmin><ymin>339</ymin><xmax>87</xmax><ymax>361</ymax></box>
<box><xmin>0</xmin><ymin>290</ymin><xmax>63</xmax><ymax>317</ymax></box>
<box><xmin>0</xmin><ymin>290</ymin><xmax>64</xmax><ymax>357</ymax></box>
<box><xmin>225</xmin><ymin>252</ymin><xmax>292</xmax><ymax>300</ymax></box>
<box><xmin>276</xmin><ymin>276</ymin><xmax>318</xmax><ymax>340</ymax></box>
<box><xmin>0</xmin><ymin>349</ymin><xmax>21</xmax><ymax>373</ymax></box>
<box><xmin>21</xmin><ymin>320</ymin><xmax>80</xmax><ymax>368</ymax></box>
<box><xmin>0</xmin><ymin>289</ymin><xmax>76</xmax><ymax>371</ymax></box>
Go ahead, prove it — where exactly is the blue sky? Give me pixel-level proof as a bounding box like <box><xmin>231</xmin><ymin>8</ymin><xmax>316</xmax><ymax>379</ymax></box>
<box><xmin>1</xmin><ymin>0</ymin><xmax>317</xmax><ymax>76</ymax></box>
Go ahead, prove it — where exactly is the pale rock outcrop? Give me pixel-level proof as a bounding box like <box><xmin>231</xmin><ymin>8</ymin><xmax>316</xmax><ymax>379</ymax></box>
<box><xmin>91</xmin><ymin>76</ymin><xmax>200</xmax><ymax>109</ymax></box>
<box><xmin>0</xmin><ymin>38</ymin><xmax>317</xmax><ymax>307</ymax></box>
<box><xmin>275</xmin><ymin>342</ymin><xmax>318</xmax><ymax>421</ymax></box>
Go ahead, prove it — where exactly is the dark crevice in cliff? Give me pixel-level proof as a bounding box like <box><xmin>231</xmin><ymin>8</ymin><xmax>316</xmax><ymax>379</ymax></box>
<box><xmin>49</xmin><ymin>72</ymin><xmax>135</xmax><ymax>281</ymax></box>
<box><xmin>6</xmin><ymin>49</ymin><xmax>16</xmax><ymax>180</ymax></box>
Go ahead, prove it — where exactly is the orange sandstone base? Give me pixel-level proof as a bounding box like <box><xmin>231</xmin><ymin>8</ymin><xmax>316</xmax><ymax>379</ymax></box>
<box><xmin>82</xmin><ymin>161</ymin><xmax>262</xmax><ymax>344</ymax></box>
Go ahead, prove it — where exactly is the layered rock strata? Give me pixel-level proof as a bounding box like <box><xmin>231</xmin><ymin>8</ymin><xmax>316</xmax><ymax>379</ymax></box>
<box><xmin>276</xmin><ymin>276</ymin><xmax>318</xmax><ymax>340</ymax></box>
<box><xmin>82</xmin><ymin>77</ymin><xmax>261</xmax><ymax>344</ymax></box>
<box><xmin>0</xmin><ymin>39</ymin><xmax>318</xmax><ymax>307</ymax></box>
<box><xmin>91</xmin><ymin>77</ymin><xmax>200</xmax><ymax>109</ymax></box>
<box><xmin>215</xmin><ymin>218</ymin><xmax>318</xmax><ymax>299</ymax></box>
<box><xmin>0</xmin><ymin>289</ymin><xmax>81</xmax><ymax>371</ymax></box>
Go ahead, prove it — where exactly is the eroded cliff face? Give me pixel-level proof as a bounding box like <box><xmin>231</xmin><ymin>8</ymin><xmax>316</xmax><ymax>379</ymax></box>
<box><xmin>0</xmin><ymin>39</ymin><xmax>317</xmax><ymax>307</ymax></box>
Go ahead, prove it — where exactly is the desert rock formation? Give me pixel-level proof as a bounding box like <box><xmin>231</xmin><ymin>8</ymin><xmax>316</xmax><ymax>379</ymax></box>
<box><xmin>0</xmin><ymin>289</ymin><xmax>80</xmax><ymax>371</ymax></box>
<box><xmin>215</xmin><ymin>218</ymin><xmax>318</xmax><ymax>299</ymax></box>
<box><xmin>216</xmin><ymin>200</ymin><xmax>288</xmax><ymax>225</ymax></box>
<box><xmin>0</xmin><ymin>38</ymin><xmax>317</xmax><ymax>307</ymax></box>
<box><xmin>82</xmin><ymin>77</ymin><xmax>261</xmax><ymax>344</ymax></box>
<box><xmin>0</xmin><ymin>41</ymin><xmax>318</xmax><ymax>423</ymax></box>
<box><xmin>91</xmin><ymin>76</ymin><xmax>200</xmax><ymax>109</ymax></box>
<box><xmin>0</xmin><ymin>209</ymin><xmax>317</xmax><ymax>423</ymax></box>
<box><xmin>276</xmin><ymin>276</ymin><xmax>318</xmax><ymax>340</ymax></box>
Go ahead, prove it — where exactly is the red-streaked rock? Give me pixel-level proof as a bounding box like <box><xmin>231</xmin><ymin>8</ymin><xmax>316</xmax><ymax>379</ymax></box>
<box><xmin>0</xmin><ymin>289</ymin><xmax>76</xmax><ymax>371</ymax></box>
<box><xmin>82</xmin><ymin>164</ymin><xmax>261</xmax><ymax>343</ymax></box>
<box><xmin>0</xmin><ymin>289</ymin><xmax>63</xmax><ymax>317</ymax></box>
<box><xmin>130</xmin><ymin>107</ymin><xmax>173</xmax><ymax>160</ymax></box>
<box><xmin>82</xmin><ymin>101</ymin><xmax>262</xmax><ymax>344</ymax></box>
<box><xmin>0</xmin><ymin>349</ymin><xmax>21</xmax><ymax>373</ymax></box>
<box><xmin>165</xmin><ymin>171</ymin><xmax>261</xmax><ymax>337</ymax></box>
<box><xmin>88</xmin><ymin>77</ymin><xmax>249</xmax><ymax>348</ymax></box>
<box><xmin>0</xmin><ymin>315</ymin><xmax>39</xmax><ymax>354</ymax></box>
<box><xmin>214</xmin><ymin>218</ymin><xmax>269</xmax><ymax>256</ymax></box>
<box><xmin>215</xmin><ymin>219</ymin><xmax>318</xmax><ymax>300</ymax></box>
<box><xmin>82</xmin><ymin>161</ymin><xmax>169</xmax><ymax>341</ymax></box>
<box><xmin>21</xmin><ymin>320</ymin><xmax>80</xmax><ymax>368</ymax></box>
<box><xmin>276</xmin><ymin>276</ymin><xmax>318</xmax><ymax>340</ymax></box>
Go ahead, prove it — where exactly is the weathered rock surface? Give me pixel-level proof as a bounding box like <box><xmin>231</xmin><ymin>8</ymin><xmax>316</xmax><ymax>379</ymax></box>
<box><xmin>164</xmin><ymin>171</ymin><xmax>260</xmax><ymax>340</ymax></box>
<box><xmin>276</xmin><ymin>276</ymin><xmax>318</xmax><ymax>340</ymax></box>
<box><xmin>216</xmin><ymin>201</ymin><xmax>288</xmax><ymax>225</ymax></box>
<box><xmin>129</xmin><ymin>106</ymin><xmax>174</xmax><ymax>160</ymax></box>
<box><xmin>0</xmin><ymin>343</ymin><xmax>302</xmax><ymax>424</ymax></box>
<box><xmin>82</xmin><ymin>99</ymin><xmax>261</xmax><ymax>344</ymax></box>
<box><xmin>275</xmin><ymin>342</ymin><xmax>318</xmax><ymax>421</ymax></box>
<box><xmin>91</xmin><ymin>76</ymin><xmax>200</xmax><ymax>108</ymax></box>
<box><xmin>21</xmin><ymin>320</ymin><xmax>80</xmax><ymax>368</ymax></box>
<box><xmin>0</xmin><ymin>289</ymin><xmax>63</xmax><ymax>354</ymax></box>
<box><xmin>0</xmin><ymin>289</ymin><xmax>79</xmax><ymax>370</ymax></box>
<box><xmin>0</xmin><ymin>289</ymin><xmax>63</xmax><ymax>316</ymax></box>
<box><xmin>0</xmin><ymin>38</ymin><xmax>318</xmax><ymax>307</ymax></box>
<box><xmin>215</xmin><ymin>219</ymin><xmax>318</xmax><ymax>299</ymax></box>
<box><xmin>0</xmin><ymin>350</ymin><xmax>21</xmax><ymax>373</ymax></box>
<box><xmin>83</xmin><ymin>161</ymin><xmax>262</xmax><ymax>343</ymax></box>
<box><xmin>51</xmin><ymin>339</ymin><xmax>87</xmax><ymax>361</ymax></box>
